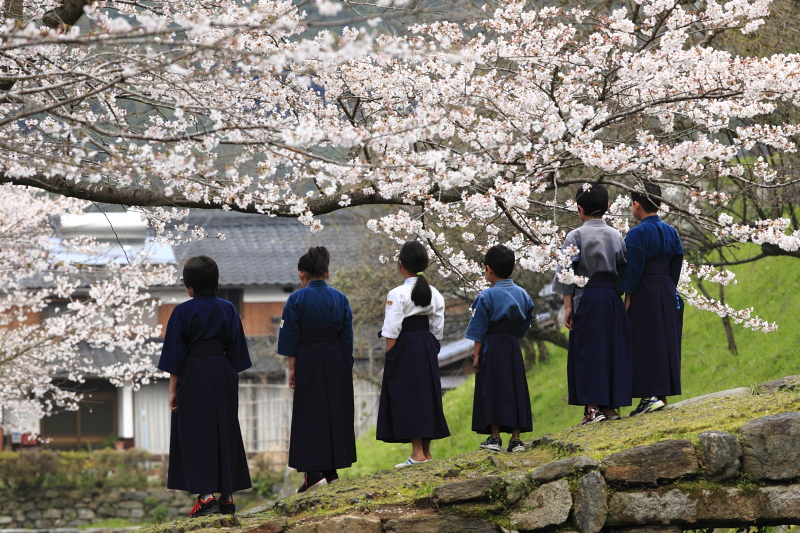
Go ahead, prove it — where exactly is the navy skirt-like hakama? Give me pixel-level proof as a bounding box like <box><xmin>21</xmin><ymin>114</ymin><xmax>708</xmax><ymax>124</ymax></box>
<box><xmin>629</xmin><ymin>259</ymin><xmax>682</xmax><ymax>398</ymax></box>
<box><xmin>168</xmin><ymin>339</ymin><xmax>251</xmax><ymax>494</ymax></box>
<box><xmin>567</xmin><ymin>273</ymin><xmax>633</xmax><ymax>408</ymax></box>
<box><xmin>472</xmin><ymin>320</ymin><xmax>533</xmax><ymax>434</ymax></box>
<box><xmin>289</xmin><ymin>325</ymin><xmax>357</xmax><ymax>472</ymax></box>
<box><xmin>376</xmin><ymin>315</ymin><xmax>450</xmax><ymax>443</ymax></box>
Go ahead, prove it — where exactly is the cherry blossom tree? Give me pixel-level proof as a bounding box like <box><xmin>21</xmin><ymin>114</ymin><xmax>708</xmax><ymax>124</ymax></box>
<box><xmin>0</xmin><ymin>185</ymin><xmax>174</xmax><ymax>429</ymax></box>
<box><xmin>3</xmin><ymin>0</ymin><xmax>799</xmax><ymax>360</ymax></box>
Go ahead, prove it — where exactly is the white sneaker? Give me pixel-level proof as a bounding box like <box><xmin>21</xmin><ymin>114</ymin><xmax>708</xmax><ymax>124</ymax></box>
<box><xmin>395</xmin><ymin>456</ymin><xmax>425</xmax><ymax>468</ymax></box>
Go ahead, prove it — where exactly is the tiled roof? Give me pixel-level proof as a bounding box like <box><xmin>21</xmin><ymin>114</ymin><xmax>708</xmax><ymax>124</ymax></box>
<box><xmin>174</xmin><ymin>211</ymin><xmax>367</xmax><ymax>287</ymax></box>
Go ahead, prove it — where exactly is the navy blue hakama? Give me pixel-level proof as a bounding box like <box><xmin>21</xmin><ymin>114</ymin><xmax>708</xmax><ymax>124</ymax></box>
<box><xmin>630</xmin><ymin>259</ymin><xmax>682</xmax><ymax>398</ymax></box>
<box><xmin>168</xmin><ymin>339</ymin><xmax>252</xmax><ymax>494</ymax></box>
<box><xmin>472</xmin><ymin>320</ymin><xmax>533</xmax><ymax>434</ymax></box>
<box><xmin>376</xmin><ymin>315</ymin><xmax>450</xmax><ymax>443</ymax></box>
<box><xmin>567</xmin><ymin>273</ymin><xmax>633</xmax><ymax>407</ymax></box>
<box><xmin>289</xmin><ymin>325</ymin><xmax>357</xmax><ymax>472</ymax></box>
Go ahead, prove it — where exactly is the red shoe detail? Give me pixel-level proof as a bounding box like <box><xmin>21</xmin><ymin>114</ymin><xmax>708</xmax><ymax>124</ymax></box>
<box><xmin>189</xmin><ymin>496</ymin><xmax>215</xmax><ymax>517</ymax></box>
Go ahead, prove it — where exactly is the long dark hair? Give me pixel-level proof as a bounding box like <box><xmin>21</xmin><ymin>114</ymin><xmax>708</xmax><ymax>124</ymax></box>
<box><xmin>298</xmin><ymin>246</ymin><xmax>330</xmax><ymax>277</ymax></box>
<box><xmin>399</xmin><ymin>241</ymin><xmax>432</xmax><ymax>307</ymax></box>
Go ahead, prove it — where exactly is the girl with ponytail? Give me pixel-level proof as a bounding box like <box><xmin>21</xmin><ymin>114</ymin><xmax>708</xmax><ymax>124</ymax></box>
<box><xmin>277</xmin><ymin>246</ymin><xmax>356</xmax><ymax>492</ymax></box>
<box><xmin>376</xmin><ymin>241</ymin><xmax>450</xmax><ymax>467</ymax></box>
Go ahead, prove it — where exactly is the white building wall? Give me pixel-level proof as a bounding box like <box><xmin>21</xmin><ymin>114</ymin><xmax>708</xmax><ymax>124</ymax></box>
<box><xmin>133</xmin><ymin>381</ymin><xmax>171</xmax><ymax>454</ymax></box>
<box><xmin>117</xmin><ymin>386</ymin><xmax>135</xmax><ymax>439</ymax></box>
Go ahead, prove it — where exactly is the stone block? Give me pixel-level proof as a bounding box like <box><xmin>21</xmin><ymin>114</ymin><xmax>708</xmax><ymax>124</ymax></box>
<box><xmin>42</xmin><ymin>508</ymin><xmax>62</xmax><ymax>519</ymax></box>
<box><xmin>510</xmin><ymin>478</ymin><xmax>572</xmax><ymax>531</ymax></box>
<box><xmin>35</xmin><ymin>519</ymin><xmax>53</xmax><ymax>528</ymax></box>
<box><xmin>242</xmin><ymin>517</ymin><xmax>288</xmax><ymax>533</ymax></box>
<box><xmin>603</xmin><ymin>440</ymin><xmax>699</xmax><ymax>485</ymax></box>
<box><xmin>0</xmin><ymin>516</ymin><xmax>13</xmax><ymax>525</ymax></box>
<box><xmin>699</xmin><ymin>431</ymin><xmax>742</xmax><ymax>482</ymax></box>
<box><xmin>19</xmin><ymin>502</ymin><xmax>35</xmax><ymax>512</ymax></box>
<box><xmin>118</xmin><ymin>500</ymin><xmax>144</xmax><ymax>509</ymax></box>
<box><xmin>384</xmin><ymin>513</ymin><xmax>500</xmax><ymax>532</ymax></box>
<box><xmin>26</xmin><ymin>510</ymin><xmax>41</xmax><ymax>520</ymax></box>
<box><xmin>290</xmin><ymin>515</ymin><xmax>381</xmax><ymax>533</ymax></box>
<box><xmin>740</xmin><ymin>412</ymin><xmax>800</xmax><ymax>481</ymax></box>
<box><xmin>96</xmin><ymin>505</ymin><xmax>115</xmax><ymax>517</ymax></box>
<box><xmin>668</xmin><ymin>388</ymin><xmax>751</xmax><ymax>409</ymax></box>
<box><xmin>77</xmin><ymin>508</ymin><xmax>96</xmax><ymax>520</ymax></box>
<box><xmin>63</xmin><ymin>509</ymin><xmax>77</xmax><ymax>520</ymax></box>
<box><xmin>607</xmin><ymin>489</ymin><xmax>697</xmax><ymax>526</ymax></box>
<box><xmin>433</xmin><ymin>476</ymin><xmax>503</xmax><ymax>504</ymax></box>
<box><xmin>503</xmin><ymin>471</ymin><xmax>531</xmax><ymax>504</ymax></box>
<box><xmin>573</xmin><ymin>471</ymin><xmax>607</xmax><ymax>533</ymax></box>
<box><xmin>130</xmin><ymin>508</ymin><xmax>146</xmax><ymax>519</ymax></box>
<box><xmin>757</xmin><ymin>375</ymin><xmax>800</xmax><ymax>394</ymax></box>
<box><xmin>530</xmin><ymin>456</ymin><xmax>599</xmax><ymax>484</ymax></box>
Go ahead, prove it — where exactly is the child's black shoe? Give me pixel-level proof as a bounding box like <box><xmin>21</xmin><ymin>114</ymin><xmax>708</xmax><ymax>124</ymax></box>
<box><xmin>189</xmin><ymin>496</ymin><xmax>220</xmax><ymax>518</ymax></box>
<box><xmin>296</xmin><ymin>471</ymin><xmax>327</xmax><ymax>494</ymax></box>
<box><xmin>479</xmin><ymin>436</ymin><xmax>502</xmax><ymax>452</ymax></box>
<box><xmin>507</xmin><ymin>439</ymin><xmax>524</xmax><ymax>453</ymax></box>
<box><xmin>219</xmin><ymin>498</ymin><xmax>235</xmax><ymax>515</ymax></box>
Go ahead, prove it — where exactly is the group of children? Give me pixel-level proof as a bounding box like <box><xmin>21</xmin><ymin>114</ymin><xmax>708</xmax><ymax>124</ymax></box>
<box><xmin>157</xmin><ymin>181</ymin><xmax>683</xmax><ymax>516</ymax></box>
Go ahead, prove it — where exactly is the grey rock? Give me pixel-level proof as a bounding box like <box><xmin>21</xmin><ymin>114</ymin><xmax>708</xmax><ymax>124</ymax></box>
<box><xmin>740</xmin><ymin>412</ymin><xmax>800</xmax><ymax>481</ymax></box>
<box><xmin>118</xmin><ymin>501</ymin><xmax>144</xmax><ymax>509</ymax></box>
<box><xmin>77</xmin><ymin>508</ymin><xmax>96</xmax><ymax>520</ymax></box>
<box><xmin>290</xmin><ymin>515</ymin><xmax>381</xmax><ymax>533</ymax></box>
<box><xmin>26</xmin><ymin>510</ymin><xmax>42</xmax><ymax>520</ymax></box>
<box><xmin>43</xmin><ymin>490</ymin><xmax>59</xmax><ymax>499</ymax></box>
<box><xmin>757</xmin><ymin>375</ymin><xmax>800</xmax><ymax>394</ymax></box>
<box><xmin>573</xmin><ymin>471</ymin><xmax>607</xmax><ymax>533</ymax></box>
<box><xmin>502</xmin><ymin>471</ymin><xmax>531</xmax><ymax>504</ymax></box>
<box><xmin>384</xmin><ymin>513</ymin><xmax>500</xmax><ymax>532</ymax></box>
<box><xmin>34</xmin><ymin>519</ymin><xmax>53</xmax><ymax>528</ymax></box>
<box><xmin>433</xmin><ymin>476</ymin><xmax>503</xmax><ymax>504</ymax></box>
<box><xmin>130</xmin><ymin>508</ymin><xmax>146</xmax><ymax>519</ymax></box>
<box><xmin>510</xmin><ymin>478</ymin><xmax>572</xmax><ymax>531</ymax></box>
<box><xmin>603</xmin><ymin>440</ymin><xmax>699</xmax><ymax>485</ymax></box>
<box><xmin>0</xmin><ymin>516</ymin><xmax>13</xmax><ymax>525</ymax></box>
<box><xmin>699</xmin><ymin>431</ymin><xmax>742</xmax><ymax>482</ymax></box>
<box><xmin>42</xmin><ymin>508</ymin><xmax>62</xmax><ymax>519</ymax></box>
<box><xmin>529</xmin><ymin>455</ymin><xmax>599</xmax><ymax>483</ymax></box>
<box><xmin>241</xmin><ymin>517</ymin><xmax>287</xmax><ymax>533</ymax></box>
<box><xmin>615</xmin><ymin>526</ymin><xmax>683</xmax><ymax>533</ymax></box>
<box><xmin>668</xmin><ymin>387</ymin><xmax>752</xmax><ymax>409</ymax></box>
<box><xmin>96</xmin><ymin>505</ymin><xmax>116</xmax><ymax>517</ymax></box>
<box><xmin>63</xmin><ymin>509</ymin><xmax>78</xmax><ymax>520</ymax></box>
<box><xmin>239</xmin><ymin>503</ymin><xmax>273</xmax><ymax>517</ymax></box>
<box><xmin>607</xmin><ymin>489</ymin><xmax>697</xmax><ymax>526</ymax></box>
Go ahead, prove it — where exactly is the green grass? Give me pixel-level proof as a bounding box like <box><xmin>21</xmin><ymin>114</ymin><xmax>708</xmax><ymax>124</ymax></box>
<box><xmin>344</xmin><ymin>253</ymin><xmax>800</xmax><ymax>476</ymax></box>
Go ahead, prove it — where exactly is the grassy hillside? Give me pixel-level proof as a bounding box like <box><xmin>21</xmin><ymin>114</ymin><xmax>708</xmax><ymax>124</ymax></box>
<box><xmin>345</xmin><ymin>254</ymin><xmax>800</xmax><ymax>476</ymax></box>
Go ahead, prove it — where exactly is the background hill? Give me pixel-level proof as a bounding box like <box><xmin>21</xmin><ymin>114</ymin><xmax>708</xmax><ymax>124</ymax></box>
<box><xmin>346</xmin><ymin>253</ymin><xmax>800</xmax><ymax>476</ymax></box>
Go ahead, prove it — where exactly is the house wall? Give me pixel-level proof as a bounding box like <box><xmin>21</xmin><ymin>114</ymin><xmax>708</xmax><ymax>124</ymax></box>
<box><xmin>133</xmin><ymin>381</ymin><xmax>171</xmax><ymax>454</ymax></box>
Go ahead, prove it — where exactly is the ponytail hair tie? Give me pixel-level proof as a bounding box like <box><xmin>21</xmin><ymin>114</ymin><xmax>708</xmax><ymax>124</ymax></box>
<box><xmin>416</xmin><ymin>272</ymin><xmax>424</xmax><ymax>276</ymax></box>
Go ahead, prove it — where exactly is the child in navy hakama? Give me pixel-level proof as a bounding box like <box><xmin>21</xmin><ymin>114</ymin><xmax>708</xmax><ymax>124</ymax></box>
<box><xmin>376</xmin><ymin>241</ymin><xmax>449</xmax><ymax>467</ymax></box>
<box><xmin>158</xmin><ymin>256</ymin><xmax>252</xmax><ymax>518</ymax></box>
<box><xmin>552</xmin><ymin>184</ymin><xmax>633</xmax><ymax>425</ymax></box>
<box><xmin>617</xmin><ymin>182</ymin><xmax>684</xmax><ymax>415</ymax></box>
<box><xmin>277</xmin><ymin>246</ymin><xmax>356</xmax><ymax>493</ymax></box>
<box><xmin>466</xmin><ymin>245</ymin><xmax>534</xmax><ymax>453</ymax></box>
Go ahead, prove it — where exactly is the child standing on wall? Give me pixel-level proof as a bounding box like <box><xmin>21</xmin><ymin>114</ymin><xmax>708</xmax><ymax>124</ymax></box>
<box><xmin>465</xmin><ymin>244</ymin><xmax>535</xmax><ymax>453</ymax></box>
<box><xmin>158</xmin><ymin>256</ymin><xmax>252</xmax><ymax>517</ymax></box>
<box><xmin>552</xmin><ymin>184</ymin><xmax>633</xmax><ymax>425</ymax></box>
<box><xmin>277</xmin><ymin>246</ymin><xmax>356</xmax><ymax>493</ymax></box>
<box><xmin>376</xmin><ymin>241</ymin><xmax>450</xmax><ymax>467</ymax></box>
<box><xmin>617</xmin><ymin>181</ymin><xmax>684</xmax><ymax>416</ymax></box>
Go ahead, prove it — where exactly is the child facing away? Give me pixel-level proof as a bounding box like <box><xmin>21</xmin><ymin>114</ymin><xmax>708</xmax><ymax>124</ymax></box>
<box><xmin>552</xmin><ymin>184</ymin><xmax>633</xmax><ymax>425</ymax></box>
<box><xmin>277</xmin><ymin>246</ymin><xmax>356</xmax><ymax>493</ymax></box>
<box><xmin>465</xmin><ymin>244</ymin><xmax>535</xmax><ymax>453</ymax></box>
<box><xmin>617</xmin><ymin>181</ymin><xmax>684</xmax><ymax>415</ymax></box>
<box><xmin>376</xmin><ymin>241</ymin><xmax>450</xmax><ymax>467</ymax></box>
<box><xmin>158</xmin><ymin>256</ymin><xmax>252</xmax><ymax>518</ymax></box>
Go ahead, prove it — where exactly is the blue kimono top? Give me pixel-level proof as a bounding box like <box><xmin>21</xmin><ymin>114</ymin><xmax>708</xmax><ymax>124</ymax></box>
<box><xmin>277</xmin><ymin>280</ymin><xmax>354</xmax><ymax>358</ymax></box>
<box><xmin>465</xmin><ymin>279</ymin><xmax>535</xmax><ymax>342</ymax></box>
<box><xmin>617</xmin><ymin>215</ymin><xmax>684</xmax><ymax>293</ymax></box>
<box><xmin>157</xmin><ymin>296</ymin><xmax>252</xmax><ymax>375</ymax></box>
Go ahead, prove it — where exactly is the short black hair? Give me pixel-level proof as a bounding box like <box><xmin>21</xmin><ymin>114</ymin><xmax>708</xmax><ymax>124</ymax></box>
<box><xmin>575</xmin><ymin>183</ymin><xmax>609</xmax><ymax>217</ymax></box>
<box><xmin>298</xmin><ymin>246</ymin><xmax>330</xmax><ymax>277</ymax></box>
<box><xmin>631</xmin><ymin>181</ymin><xmax>662</xmax><ymax>214</ymax></box>
<box><xmin>484</xmin><ymin>245</ymin><xmax>515</xmax><ymax>279</ymax></box>
<box><xmin>183</xmin><ymin>256</ymin><xmax>219</xmax><ymax>297</ymax></box>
